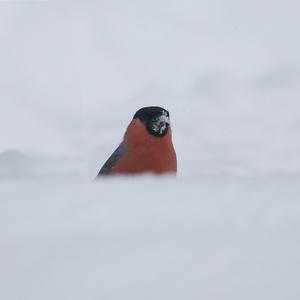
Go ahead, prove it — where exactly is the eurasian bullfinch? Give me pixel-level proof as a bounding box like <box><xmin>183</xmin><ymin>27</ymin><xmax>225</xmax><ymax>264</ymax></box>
<box><xmin>96</xmin><ymin>106</ymin><xmax>177</xmax><ymax>177</ymax></box>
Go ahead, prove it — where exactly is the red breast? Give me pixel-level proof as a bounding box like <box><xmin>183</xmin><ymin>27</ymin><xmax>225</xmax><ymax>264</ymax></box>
<box><xmin>110</xmin><ymin>118</ymin><xmax>177</xmax><ymax>175</ymax></box>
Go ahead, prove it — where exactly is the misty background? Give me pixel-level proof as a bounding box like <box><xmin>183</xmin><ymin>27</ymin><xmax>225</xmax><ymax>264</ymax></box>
<box><xmin>1</xmin><ymin>1</ymin><xmax>300</xmax><ymax>179</ymax></box>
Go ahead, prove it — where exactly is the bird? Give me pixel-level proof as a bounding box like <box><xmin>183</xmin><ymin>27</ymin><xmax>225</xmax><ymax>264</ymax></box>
<box><xmin>96</xmin><ymin>106</ymin><xmax>177</xmax><ymax>177</ymax></box>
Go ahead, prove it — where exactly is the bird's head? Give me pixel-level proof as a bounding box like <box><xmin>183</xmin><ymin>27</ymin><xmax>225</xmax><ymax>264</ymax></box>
<box><xmin>133</xmin><ymin>106</ymin><xmax>170</xmax><ymax>138</ymax></box>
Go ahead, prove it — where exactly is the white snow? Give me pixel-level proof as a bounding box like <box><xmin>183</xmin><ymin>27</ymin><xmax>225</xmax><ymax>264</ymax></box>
<box><xmin>1</xmin><ymin>1</ymin><xmax>300</xmax><ymax>299</ymax></box>
<box><xmin>152</xmin><ymin>113</ymin><xmax>169</xmax><ymax>134</ymax></box>
<box><xmin>1</xmin><ymin>178</ymin><xmax>300</xmax><ymax>300</ymax></box>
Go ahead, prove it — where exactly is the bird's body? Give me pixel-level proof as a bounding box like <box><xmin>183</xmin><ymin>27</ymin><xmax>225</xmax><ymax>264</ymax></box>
<box><xmin>96</xmin><ymin>107</ymin><xmax>177</xmax><ymax>177</ymax></box>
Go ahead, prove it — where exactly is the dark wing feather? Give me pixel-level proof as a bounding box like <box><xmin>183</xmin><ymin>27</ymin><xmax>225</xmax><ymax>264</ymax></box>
<box><xmin>96</xmin><ymin>142</ymin><xmax>128</xmax><ymax>177</ymax></box>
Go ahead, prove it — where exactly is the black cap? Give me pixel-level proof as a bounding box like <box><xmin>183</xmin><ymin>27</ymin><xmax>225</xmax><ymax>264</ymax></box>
<box><xmin>133</xmin><ymin>106</ymin><xmax>170</xmax><ymax>137</ymax></box>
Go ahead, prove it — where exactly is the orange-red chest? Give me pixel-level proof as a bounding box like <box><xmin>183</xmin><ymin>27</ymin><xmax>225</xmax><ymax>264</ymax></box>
<box><xmin>110</xmin><ymin>119</ymin><xmax>177</xmax><ymax>175</ymax></box>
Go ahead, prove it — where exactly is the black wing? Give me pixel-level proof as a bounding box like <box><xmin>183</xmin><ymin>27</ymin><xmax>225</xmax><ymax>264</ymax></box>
<box><xmin>96</xmin><ymin>142</ymin><xmax>128</xmax><ymax>177</ymax></box>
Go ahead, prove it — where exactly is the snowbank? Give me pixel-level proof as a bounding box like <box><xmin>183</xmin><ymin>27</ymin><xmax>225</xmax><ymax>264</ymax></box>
<box><xmin>1</xmin><ymin>177</ymin><xmax>300</xmax><ymax>299</ymax></box>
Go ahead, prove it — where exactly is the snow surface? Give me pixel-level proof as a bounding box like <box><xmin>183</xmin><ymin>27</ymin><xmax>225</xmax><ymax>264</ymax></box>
<box><xmin>1</xmin><ymin>178</ymin><xmax>300</xmax><ymax>300</ymax></box>
<box><xmin>1</xmin><ymin>1</ymin><xmax>300</xmax><ymax>299</ymax></box>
